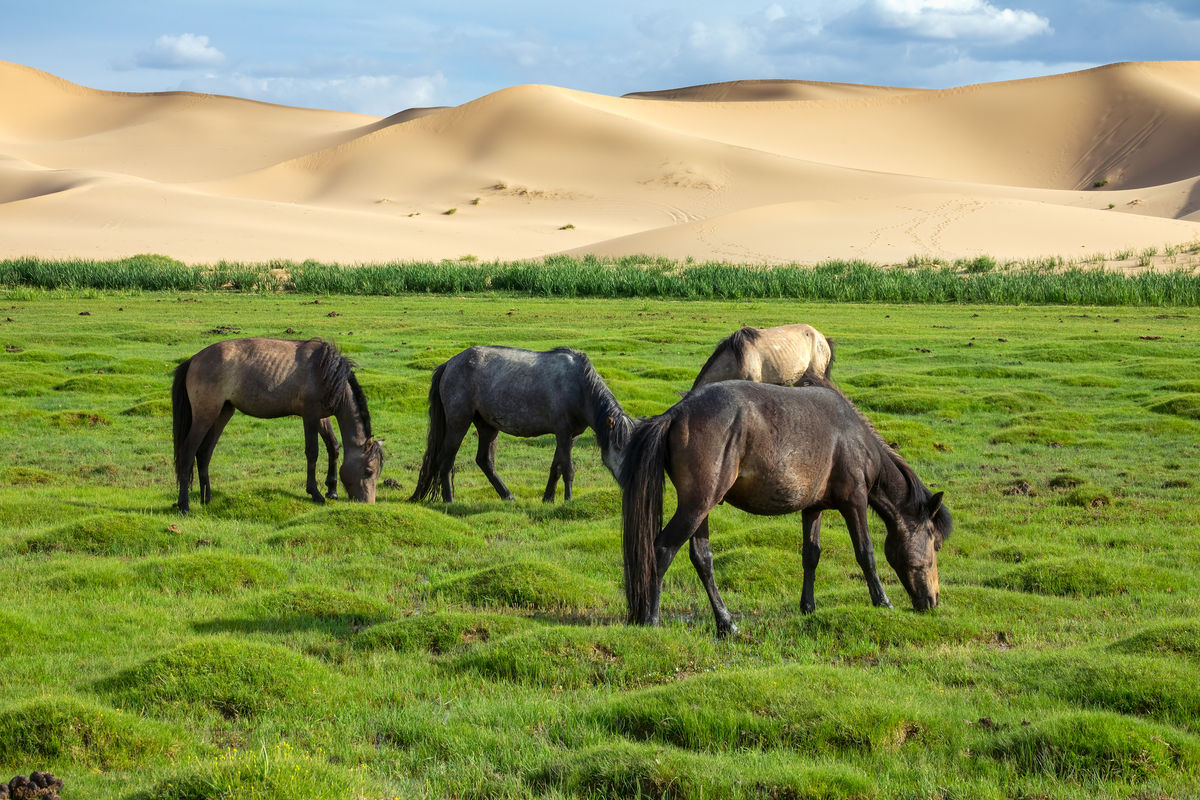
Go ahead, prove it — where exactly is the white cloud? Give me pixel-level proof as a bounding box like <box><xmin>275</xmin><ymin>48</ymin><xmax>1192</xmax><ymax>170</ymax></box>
<box><xmin>134</xmin><ymin>33</ymin><xmax>226</xmax><ymax>69</ymax></box>
<box><xmin>872</xmin><ymin>0</ymin><xmax>1051</xmax><ymax>43</ymax></box>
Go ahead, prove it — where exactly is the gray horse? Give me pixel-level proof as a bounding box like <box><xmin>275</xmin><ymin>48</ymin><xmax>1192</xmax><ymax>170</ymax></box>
<box><xmin>409</xmin><ymin>346</ymin><xmax>634</xmax><ymax>503</ymax></box>
<box><xmin>621</xmin><ymin>381</ymin><xmax>951</xmax><ymax>637</ymax></box>
<box><xmin>172</xmin><ymin>338</ymin><xmax>383</xmax><ymax>513</ymax></box>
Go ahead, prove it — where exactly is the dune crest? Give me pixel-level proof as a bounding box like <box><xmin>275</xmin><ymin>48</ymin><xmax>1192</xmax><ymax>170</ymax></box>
<box><xmin>1</xmin><ymin>59</ymin><xmax>1198</xmax><ymax>266</ymax></box>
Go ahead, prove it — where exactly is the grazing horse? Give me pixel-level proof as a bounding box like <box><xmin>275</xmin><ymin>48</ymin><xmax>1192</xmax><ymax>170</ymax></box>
<box><xmin>409</xmin><ymin>346</ymin><xmax>634</xmax><ymax>503</ymax></box>
<box><xmin>691</xmin><ymin>323</ymin><xmax>834</xmax><ymax>392</ymax></box>
<box><xmin>172</xmin><ymin>338</ymin><xmax>383</xmax><ymax>513</ymax></box>
<box><xmin>621</xmin><ymin>381</ymin><xmax>951</xmax><ymax>637</ymax></box>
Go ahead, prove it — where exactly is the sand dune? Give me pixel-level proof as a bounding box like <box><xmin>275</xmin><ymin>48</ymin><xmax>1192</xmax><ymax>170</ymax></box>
<box><xmin>622</xmin><ymin>78</ymin><xmax>920</xmax><ymax>102</ymax></box>
<box><xmin>1</xmin><ymin>59</ymin><xmax>1198</xmax><ymax>266</ymax></box>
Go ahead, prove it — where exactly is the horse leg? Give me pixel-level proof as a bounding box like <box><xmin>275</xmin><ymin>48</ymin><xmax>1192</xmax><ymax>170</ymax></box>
<box><xmin>195</xmin><ymin>403</ymin><xmax>234</xmax><ymax>506</ymax></box>
<box><xmin>688</xmin><ymin>519</ymin><xmax>737</xmax><ymax>637</ymax></box>
<box><xmin>544</xmin><ymin>433</ymin><xmax>576</xmax><ymax>503</ymax></box>
<box><xmin>303</xmin><ymin>417</ymin><xmax>326</xmax><ymax>504</ymax></box>
<box><xmin>800</xmin><ymin>508</ymin><xmax>823</xmax><ymax>613</ymax></box>
<box><xmin>318</xmin><ymin>417</ymin><xmax>341</xmax><ymax>499</ymax></box>
<box><xmin>648</xmin><ymin>506</ymin><xmax>709</xmax><ymax>626</ymax></box>
<box><xmin>176</xmin><ymin>400</ymin><xmax>222</xmax><ymax>512</ymax></box>
<box><xmin>474</xmin><ymin>422</ymin><xmax>514</xmax><ymax>501</ymax></box>
<box><xmin>437</xmin><ymin>417</ymin><xmax>471</xmax><ymax>503</ymax></box>
<box><xmin>841</xmin><ymin>501</ymin><xmax>893</xmax><ymax>609</ymax></box>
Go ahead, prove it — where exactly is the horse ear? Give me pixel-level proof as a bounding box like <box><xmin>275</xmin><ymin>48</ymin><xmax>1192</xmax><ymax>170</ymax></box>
<box><xmin>927</xmin><ymin>491</ymin><xmax>944</xmax><ymax>515</ymax></box>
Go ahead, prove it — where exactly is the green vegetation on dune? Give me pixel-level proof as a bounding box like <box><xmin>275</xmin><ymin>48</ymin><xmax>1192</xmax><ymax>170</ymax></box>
<box><xmin>0</xmin><ymin>290</ymin><xmax>1197</xmax><ymax>798</ymax></box>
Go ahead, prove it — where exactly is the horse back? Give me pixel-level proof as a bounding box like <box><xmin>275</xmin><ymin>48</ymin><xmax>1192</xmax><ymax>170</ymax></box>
<box><xmin>186</xmin><ymin>338</ymin><xmax>330</xmax><ymax>419</ymax></box>
<box><xmin>674</xmin><ymin>382</ymin><xmax>873</xmax><ymax>515</ymax></box>
<box><xmin>443</xmin><ymin>345</ymin><xmax>590</xmax><ymax>436</ymax></box>
<box><xmin>756</xmin><ymin>324</ymin><xmax>832</xmax><ymax>385</ymax></box>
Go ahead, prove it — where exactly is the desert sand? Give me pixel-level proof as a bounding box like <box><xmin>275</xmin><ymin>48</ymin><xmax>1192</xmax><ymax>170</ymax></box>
<box><xmin>1</xmin><ymin>59</ymin><xmax>1198</xmax><ymax>267</ymax></box>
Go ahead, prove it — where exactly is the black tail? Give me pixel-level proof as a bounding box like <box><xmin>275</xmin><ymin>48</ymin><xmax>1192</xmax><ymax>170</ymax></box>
<box><xmin>620</xmin><ymin>412</ymin><xmax>673</xmax><ymax>625</ymax></box>
<box><xmin>172</xmin><ymin>359</ymin><xmax>193</xmax><ymax>488</ymax></box>
<box><xmin>409</xmin><ymin>362</ymin><xmax>448</xmax><ymax>502</ymax></box>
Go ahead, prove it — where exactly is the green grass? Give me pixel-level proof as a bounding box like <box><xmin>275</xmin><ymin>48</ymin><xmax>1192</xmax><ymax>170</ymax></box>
<box><xmin>0</xmin><ymin>290</ymin><xmax>1197</xmax><ymax>798</ymax></box>
<box><xmin>4</xmin><ymin>254</ymin><xmax>1200</xmax><ymax>304</ymax></box>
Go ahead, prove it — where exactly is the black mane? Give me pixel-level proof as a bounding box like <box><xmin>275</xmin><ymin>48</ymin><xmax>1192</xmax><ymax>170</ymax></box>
<box><xmin>578</xmin><ymin>352</ymin><xmax>633</xmax><ymax>452</ymax></box>
<box><xmin>821</xmin><ymin>382</ymin><xmax>952</xmax><ymax>543</ymax></box>
<box><xmin>313</xmin><ymin>339</ymin><xmax>372</xmax><ymax>437</ymax></box>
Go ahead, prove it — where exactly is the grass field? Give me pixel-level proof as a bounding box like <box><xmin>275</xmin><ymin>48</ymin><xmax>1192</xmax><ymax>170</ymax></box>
<box><xmin>0</xmin><ymin>288</ymin><xmax>1198</xmax><ymax>799</ymax></box>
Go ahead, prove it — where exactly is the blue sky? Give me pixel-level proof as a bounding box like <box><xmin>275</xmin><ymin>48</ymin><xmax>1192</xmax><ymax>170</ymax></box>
<box><xmin>4</xmin><ymin>1</ymin><xmax>1198</xmax><ymax>116</ymax></box>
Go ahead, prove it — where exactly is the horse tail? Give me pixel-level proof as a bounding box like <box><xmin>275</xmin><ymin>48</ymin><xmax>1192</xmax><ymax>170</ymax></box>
<box><xmin>621</xmin><ymin>412</ymin><xmax>673</xmax><ymax>625</ymax></box>
<box><xmin>172</xmin><ymin>359</ymin><xmax>193</xmax><ymax>486</ymax></box>
<box><xmin>409</xmin><ymin>361</ymin><xmax>448</xmax><ymax>502</ymax></box>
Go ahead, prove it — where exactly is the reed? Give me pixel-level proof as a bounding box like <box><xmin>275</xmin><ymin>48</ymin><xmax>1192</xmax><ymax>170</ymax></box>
<box><xmin>3</xmin><ymin>254</ymin><xmax>1199</xmax><ymax>305</ymax></box>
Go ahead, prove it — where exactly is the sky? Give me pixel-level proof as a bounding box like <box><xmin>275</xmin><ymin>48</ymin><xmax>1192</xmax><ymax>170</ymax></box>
<box><xmin>3</xmin><ymin>0</ymin><xmax>1198</xmax><ymax>117</ymax></box>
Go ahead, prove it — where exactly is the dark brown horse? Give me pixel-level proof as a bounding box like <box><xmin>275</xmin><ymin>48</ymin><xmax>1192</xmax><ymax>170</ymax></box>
<box><xmin>622</xmin><ymin>381</ymin><xmax>951</xmax><ymax>637</ymax></box>
<box><xmin>409</xmin><ymin>346</ymin><xmax>634</xmax><ymax>503</ymax></box>
<box><xmin>691</xmin><ymin>323</ymin><xmax>834</xmax><ymax>392</ymax></box>
<box><xmin>172</xmin><ymin>338</ymin><xmax>383</xmax><ymax>513</ymax></box>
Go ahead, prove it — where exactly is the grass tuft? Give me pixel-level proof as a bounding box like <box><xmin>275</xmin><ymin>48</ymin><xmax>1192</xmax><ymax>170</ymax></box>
<box><xmin>354</xmin><ymin>611</ymin><xmax>532</xmax><ymax>654</ymax></box>
<box><xmin>429</xmin><ymin>560</ymin><xmax>612</xmax><ymax>611</ymax></box>
<box><xmin>18</xmin><ymin>513</ymin><xmax>184</xmax><ymax>557</ymax></box>
<box><xmin>0</xmin><ymin>696</ymin><xmax>183</xmax><ymax>769</ymax></box>
<box><xmin>989</xmin><ymin>710</ymin><xmax>1200</xmax><ymax>781</ymax></box>
<box><xmin>98</xmin><ymin>638</ymin><xmax>334</xmax><ymax>719</ymax></box>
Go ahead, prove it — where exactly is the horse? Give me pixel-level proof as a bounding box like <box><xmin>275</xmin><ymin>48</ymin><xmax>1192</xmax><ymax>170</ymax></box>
<box><xmin>621</xmin><ymin>381</ymin><xmax>951</xmax><ymax>637</ymax></box>
<box><xmin>172</xmin><ymin>337</ymin><xmax>383</xmax><ymax>513</ymax></box>
<box><xmin>690</xmin><ymin>323</ymin><xmax>834</xmax><ymax>392</ymax></box>
<box><xmin>409</xmin><ymin>346</ymin><xmax>634</xmax><ymax>503</ymax></box>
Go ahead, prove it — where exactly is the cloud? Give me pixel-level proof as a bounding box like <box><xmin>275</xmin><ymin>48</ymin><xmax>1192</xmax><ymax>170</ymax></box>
<box><xmin>133</xmin><ymin>33</ymin><xmax>226</xmax><ymax>69</ymax></box>
<box><xmin>870</xmin><ymin>0</ymin><xmax>1051</xmax><ymax>43</ymax></box>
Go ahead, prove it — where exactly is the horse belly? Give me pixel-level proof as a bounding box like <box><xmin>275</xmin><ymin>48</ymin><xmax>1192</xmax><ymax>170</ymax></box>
<box><xmin>724</xmin><ymin>468</ymin><xmax>822</xmax><ymax>515</ymax></box>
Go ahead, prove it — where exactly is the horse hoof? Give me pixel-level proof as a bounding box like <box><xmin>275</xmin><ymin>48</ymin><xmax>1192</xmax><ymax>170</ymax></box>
<box><xmin>327</xmin><ymin>491</ymin><xmax>338</xmax><ymax>500</ymax></box>
<box><xmin>800</xmin><ymin>603</ymin><xmax>815</xmax><ymax>614</ymax></box>
<box><xmin>311</xmin><ymin>495</ymin><xmax>325</xmax><ymax>505</ymax></box>
<box><xmin>717</xmin><ymin>622</ymin><xmax>739</xmax><ymax>639</ymax></box>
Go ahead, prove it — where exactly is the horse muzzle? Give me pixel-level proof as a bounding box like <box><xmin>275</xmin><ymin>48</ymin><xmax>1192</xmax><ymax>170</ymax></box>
<box><xmin>912</xmin><ymin>591</ymin><xmax>939</xmax><ymax>611</ymax></box>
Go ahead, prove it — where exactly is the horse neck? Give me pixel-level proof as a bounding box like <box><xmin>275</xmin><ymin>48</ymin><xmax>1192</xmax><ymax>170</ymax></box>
<box><xmin>582</xmin><ymin>374</ymin><xmax>630</xmax><ymax>456</ymax></box>
<box><xmin>866</xmin><ymin>448</ymin><xmax>914</xmax><ymax>531</ymax></box>
<box><xmin>331</xmin><ymin>386</ymin><xmax>370</xmax><ymax>450</ymax></box>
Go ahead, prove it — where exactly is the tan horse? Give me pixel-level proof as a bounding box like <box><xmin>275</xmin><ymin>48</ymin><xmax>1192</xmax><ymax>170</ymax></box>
<box><xmin>172</xmin><ymin>338</ymin><xmax>383</xmax><ymax>513</ymax></box>
<box><xmin>691</xmin><ymin>323</ymin><xmax>833</xmax><ymax>392</ymax></box>
<box><xmin>621</xmin><ymin>381</ymin><xmax>950</xmax><ymax>637</ymax></box>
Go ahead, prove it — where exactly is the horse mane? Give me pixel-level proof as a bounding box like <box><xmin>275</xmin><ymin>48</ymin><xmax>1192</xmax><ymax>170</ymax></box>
<box><xmin>313</xmin><ymin>339</ymin><xmax>372</xmax><ymax>437</ymax></box>
<box><xmin>692</xmin><ymin>327</ymin><xmax>761</xmax><ymax>390</ymax></box>
<box><xmin>577</xmin><ymin>352</ymin><xmax>633</xmax><ymax>452</ymax></box>
<box><xmin>819</xmin><ymin>382</ymin><xmax>952</xmax><ymax>542</ymax></box>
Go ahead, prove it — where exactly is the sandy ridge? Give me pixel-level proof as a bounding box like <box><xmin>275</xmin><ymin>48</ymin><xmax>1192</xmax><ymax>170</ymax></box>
<box><xmin>1</xmin><ymin>59</ymin><xmax>1198</xmax><ymax>266</ymax></box>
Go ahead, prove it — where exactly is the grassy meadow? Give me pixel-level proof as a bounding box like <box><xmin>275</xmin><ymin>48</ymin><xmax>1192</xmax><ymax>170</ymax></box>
<box><xmin>0</xmin><ymin>286</ymin><xmax>1198</xmax><ymax>799</ymax></box>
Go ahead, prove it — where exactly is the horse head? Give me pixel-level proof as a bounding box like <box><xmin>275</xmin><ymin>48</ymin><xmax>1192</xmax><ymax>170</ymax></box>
<box><xmin>883</xmin><ymin>490</ymin><xmax>951</xmax><ymax>611</ymax></box>
<box><xmin>341</xmin><ymin>438</ymin><xmax>384</xmax><ymax>503</ymax></box>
